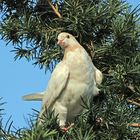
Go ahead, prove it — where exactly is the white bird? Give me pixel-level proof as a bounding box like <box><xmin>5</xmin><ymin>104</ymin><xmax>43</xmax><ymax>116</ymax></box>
<box><xmin>23</xmin><ymin>32</ymin><xmax>103</xmax><ymax>130</ymax></box>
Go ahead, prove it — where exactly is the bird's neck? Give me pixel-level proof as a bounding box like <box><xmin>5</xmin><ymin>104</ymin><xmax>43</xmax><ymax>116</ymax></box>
<box><xmin>63</xmin><ymin>43</ymin><xmax>82</xmax><ymax>60</ymax></box>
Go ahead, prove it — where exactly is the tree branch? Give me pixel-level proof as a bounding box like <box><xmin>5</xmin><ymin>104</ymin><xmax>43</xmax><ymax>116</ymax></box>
<box><xmin>129</xmin><ymin>123</ymin><xmax>140</xmax><ymax>127</ymax></box>
<box><xmin>47</xmin><ymin>0</ymin><xmax>62</xmax><ymax>18</ymax></box>
<box><xmin>127</xmin><ymin>99</ymin><xmax>140</xmax><ymax>107</ymax></box>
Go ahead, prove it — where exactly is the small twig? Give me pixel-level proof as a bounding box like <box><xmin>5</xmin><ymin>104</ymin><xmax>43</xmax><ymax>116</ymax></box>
<box><xmin>127</xmin><ymin>84</ymin><xmax>135</xmax><ymax>92</ymax></box>
<box><xmin>47</xmin><ymin>0</ymin><xmax>62</xmax><ymax>18</ymax></box>
<box><xmin>67</xmin><ymin>123</ymin><xmax>75</xmax><ymax>130</ymax></box>
<box><xmin>127</xmin><ymin>99</ymin><xmax>140</xmax><ymax>107</ymax></box>
<box><xmin>129</xmin><ymin>123</ymin><xmax>140</xmax><ymax>127</ymax></box>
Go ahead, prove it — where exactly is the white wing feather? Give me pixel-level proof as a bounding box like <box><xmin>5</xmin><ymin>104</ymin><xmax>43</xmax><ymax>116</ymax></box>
<box><xmin>42</xmin><ymin>61</ymin><xmax>69</xmax><ymax>108</ymax></box>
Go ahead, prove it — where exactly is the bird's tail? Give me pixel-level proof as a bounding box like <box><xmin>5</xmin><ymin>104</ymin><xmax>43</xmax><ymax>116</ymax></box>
<box><xmin>22</xmin><ymin>92</ymin><xmax>44</xmax><ymax>101</ymax></box>
<box><xmin>94</xmin><ymin>67</ymin><xmax>103</xmax><ymax>85</ymax></box>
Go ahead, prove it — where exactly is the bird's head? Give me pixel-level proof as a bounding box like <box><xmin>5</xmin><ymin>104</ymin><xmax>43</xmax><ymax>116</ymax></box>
<box><xmin>57</xmin><ymin>32</ymin><xmax>79</xmax><ymax>49</ymax></box>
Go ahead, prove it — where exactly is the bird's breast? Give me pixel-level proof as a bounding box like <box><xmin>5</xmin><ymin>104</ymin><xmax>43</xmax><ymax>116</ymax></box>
<box><xmin>60</xmin><ymin>48</ymin><xmax>95</xmax><ymax>104</ymax></box>
<box><xmin>65</xmin><ymin>48</ymin><xmax>94</xmax><ymax>83</ymax></box>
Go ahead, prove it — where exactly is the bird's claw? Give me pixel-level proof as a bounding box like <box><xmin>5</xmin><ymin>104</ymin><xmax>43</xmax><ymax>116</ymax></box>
<box><xmin>60</xmin><ymin>123</ymin><xmax>74</xmax><ymax>132</ymax></box>
<box><xmin>60</xmin><ymin>127</ymin><xmax>69</xmax><ymax>132</ymax></box>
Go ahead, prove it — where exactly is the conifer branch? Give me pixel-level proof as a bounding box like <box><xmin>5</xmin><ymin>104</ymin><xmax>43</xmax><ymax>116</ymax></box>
<box><xmin>47</xmin><ymin>0</ymin><xmax>62</xmax><ymax>18</ymax></box>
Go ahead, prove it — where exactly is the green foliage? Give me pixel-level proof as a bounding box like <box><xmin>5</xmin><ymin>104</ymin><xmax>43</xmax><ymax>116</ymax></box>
<box><xmin>0</xmin><ymin>0</ymin><xmax>140</xmax><ymax>139</ymax></box>
<box><xmin>1</xmin><ymin>0</ymin><xmax>139</xmax><ymax>69</ymax></box>
<box><xmin>0</xmin><ymin>94</ymin><xmax>139</xmax><ymax>140</ymax></box>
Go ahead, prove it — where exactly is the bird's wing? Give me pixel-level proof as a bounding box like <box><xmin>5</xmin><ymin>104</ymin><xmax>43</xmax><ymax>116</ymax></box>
<box><xmin>93</xmin><ymin>65</ymin><xmax>103</xmax><ymax>85</ymax></box>
<box><xmin>43</xmin><ymin>61</ymin><xmax>69</xmax><ymax>108</ymax></box>
<box><xmin>22</xmin><ymin>92</ymin><xmax>44</xmax><ymax>101</ymax></box>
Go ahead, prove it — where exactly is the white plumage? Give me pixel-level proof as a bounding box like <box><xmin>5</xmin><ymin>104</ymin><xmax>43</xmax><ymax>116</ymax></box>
<box><xmin>23</xmin><ymin>32</ymin><xmax>103</xmax><ymax>129</ymax></box>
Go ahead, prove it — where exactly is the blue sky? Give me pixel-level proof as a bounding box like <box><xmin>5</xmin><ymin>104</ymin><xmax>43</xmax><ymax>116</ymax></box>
<box><xmin>0</xmin><ymin>42</ymin><xmax>51</xmax><ymax>129</ymax></box>
<box><xmin>0</xmin><ymin>0</ymin><xmax>139</xmax><ymax>129</ymax></box>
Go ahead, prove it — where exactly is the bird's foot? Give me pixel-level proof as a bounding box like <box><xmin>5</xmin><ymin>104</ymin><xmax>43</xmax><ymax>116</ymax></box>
<box><xmin>60</xmin><ymin>123</ymin><xmax>74</xmax><ymax>132</ymax></box>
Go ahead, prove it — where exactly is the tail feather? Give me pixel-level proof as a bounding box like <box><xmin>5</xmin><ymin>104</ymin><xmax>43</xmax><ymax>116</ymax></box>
<box><xmin>22</xmin><ymin>92</ymin><xmax>44</xmax><ymax>101</ymax></box>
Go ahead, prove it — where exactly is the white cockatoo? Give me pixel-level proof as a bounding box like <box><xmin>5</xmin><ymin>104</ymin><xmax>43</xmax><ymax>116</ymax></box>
<box><xmin>23</xmin><ymin>32</ymin><xmax>103</xmax><ymax>130</ymax></box>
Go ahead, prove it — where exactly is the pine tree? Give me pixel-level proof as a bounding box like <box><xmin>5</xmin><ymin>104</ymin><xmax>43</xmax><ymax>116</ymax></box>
<box><xmin>0</xmin><ymin>0</ymin><xmax>140</xmax><ymax>139</ymax></box>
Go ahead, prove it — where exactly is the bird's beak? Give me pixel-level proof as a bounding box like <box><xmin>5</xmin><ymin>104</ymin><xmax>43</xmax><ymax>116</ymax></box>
<box><xmin>57</xmin><ymin>39</ymin><xmax>64</xmax><ymax>46</ymax></box>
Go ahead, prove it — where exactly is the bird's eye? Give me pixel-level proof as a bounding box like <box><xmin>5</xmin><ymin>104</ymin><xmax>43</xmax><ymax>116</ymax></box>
<box><xmin>66</xmin><ymin>35</ymin><xmax>70</xmax><ymax>38</ymax></box>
